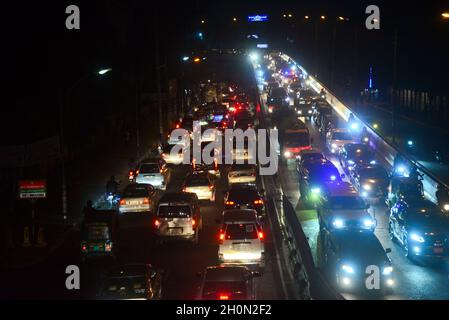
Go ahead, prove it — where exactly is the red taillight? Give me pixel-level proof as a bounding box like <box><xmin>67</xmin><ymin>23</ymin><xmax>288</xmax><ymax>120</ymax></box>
<box><xmin>136</xmin><ymin>170</ymin><xmax>140</xmax><ymax>175</ymax></box>
<box><xmin>219</xmin><ymin>294</ymin><xmax>229</xmax><ymax>300</ymax></box>
<box><xmin>258</xmin><ymin>232</ymin><xmax>264</xmax><ymax>240</ymax></box>
<box><xmin>154</xmin><ymin>219</ymin><xmax>160</xmax><ymax>228</ymax></box>
<box><xmin>176</xmin><ymin>124</ymin><xmax>180</xmax><ymax>129</ymax></box>
<box><xmin>254</xmin><ymin>199</ymin><xmax>264</xmax><ymax>205</ymax></box>
<box><xmin>209</xmin><ymin>185</ymin><xmax>214</xmax><ymax>190</ymax></box>
<box><xmin>119</xmin><ymin>199</ymin><xmax>126</xmax><ymax>206</ymax></box>
<box><xmin>225</xmin><ymin>201</ymin><xmax>235</xmax><ymax>206</ymax></box>
<box><xmin>191</xmin><ymin>219</ymin><xmax>196</xmax><ymax>227</ymax></box>
<box><xmin>81</xmin><ymin>244</ymin><xmax>87</xmax><ymax>252</ymax></box>
<box><xmin>219</xmin><ymin>233</ymin><xmax>225</xmax><ymax>241</ymax></box>
<box><xmin>142</xmin><ymin>198</ymin><xmax>150</xmax><ymax>205</ymax></box>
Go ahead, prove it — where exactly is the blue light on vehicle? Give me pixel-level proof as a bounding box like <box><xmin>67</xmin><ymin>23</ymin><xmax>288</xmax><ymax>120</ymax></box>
<box><xmin>363</xmin><ymin>219</ymin><xmax>375</xmax><ymax>228</ymax></box>
<box><xmin>341</xmin><ymin>264</ymin><xmax>355</xmax><ymax>274</ymax></box>
<box><xmin>410</xmin><ymin>233</ymin><xmax>425</xmax><ymax>243</ymax></box>
<box><xmin>248</xmin><ymin>15</ymin><xmax>268</xmax><ymax>22</ymax></box>
<box><xmin>361</xmin><ymin>191</ymin><xmax>368</xmax><ymax>197</ymax></box>
<box><xmin>407</xmin><ymin>140</ymin><xmax>414</xmax><ymax>147</ymax></box>
<box><xmin>370</xmin><ymin>160</ymin><xmax>376</xmax><ymax>164</ymax></box>
<box><xmin>348</xmin><ymin>160</ymin><xmax>355</xmax><ymax>165</ymax></box>
<box><xmin>182</xmin><ymin>56</ymin><xmax>189</xmax><ymax>61</ymax></box>
<box><xmin>333</xmin><ymin>219</ymin><xmax>344</xmax><ymax>228</ymax></box>
<box><xmin>397</xmin><ymin>166</ymin><xmax>406</xmax><ymax>174</ymax></box>
<box><xmin>330</xmin><ymin>175</ymin><xmax>336</xmax><ymax>181</ymax></box>
<box><xmin>350</xmin><ymin>123</ymin><xmax>359</xmax><ymax>130</ymax></box>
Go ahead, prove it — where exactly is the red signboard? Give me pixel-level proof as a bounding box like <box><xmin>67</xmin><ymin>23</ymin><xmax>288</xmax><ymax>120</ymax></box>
<box><xmin>19</xmin><ymin>180</ymin><xmax>47</xmax><ymax>199</ymax></box>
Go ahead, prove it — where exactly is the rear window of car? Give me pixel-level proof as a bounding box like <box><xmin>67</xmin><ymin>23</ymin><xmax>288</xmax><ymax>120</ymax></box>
<box><xmin>332</xmin><ymin>132</ymin><xmax>352</xmax><ymax>140</ymax></box>
<box><xmin>139</xmin><ymin>164</ymin><xmax>159</xmax><ymax>174</ymax></box>
<box><xmin>85</xmin><ymin>224</ymin><xmax>110</xmax><ymax>240</ymax></box>
<box><xmin>100</xmin><ymin>276</ymin><xmax>146</xmax><ymax>297</ymax></box>
<box><xmin>186</xmin><ymin>177</ymin><xmax>209</xmax><ymax>187</ymax></box>
<box><xmin>202</xmin><ymin>281</ymin><xmax>247</xmax><ymax>299</ymax></box>
<box><xmin>224</xmin><ymin>223</ymin><xmax>258</xmax><ymax>240</ymax></box>
<box><xmin>122</xmin><ymin>187</ymin><xmax>149</xmax><ymax>198</ymax></box>
<box><xmin>328</xmin><ymin>196</ymin><xmax>367</xmax><ymax>210</ymax></box>
<box><xmin>158</xmin><ymin>205</ymin><xmax>191</xmax><ymax>218</ymax></box>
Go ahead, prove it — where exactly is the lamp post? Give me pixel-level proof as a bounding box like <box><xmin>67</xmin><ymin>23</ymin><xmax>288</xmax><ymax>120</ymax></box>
<box><xmin>59</xmin><ymin>68</ymin><xmax>111</xmax><ymax>219</ymax></box>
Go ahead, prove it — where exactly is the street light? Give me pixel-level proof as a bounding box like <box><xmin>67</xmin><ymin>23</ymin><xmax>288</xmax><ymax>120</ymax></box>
<box><xmin>233</xmin><ymin>17</ymin><xmax>237</xmax><ymax>22</ymax></box>
<box><xmin>182</xmin><ymin>56</ymin><xmax>189</xmax><ymax>62</ymax></box>
<box><xmin>338</xmin><ymin>16</ymin><xmax>345</xmax><ymax>21</ymax></box>
<box><xmin>442</xmin><ymin>12</ymin><xmax>449</xmax><ymax>19</ymax></box>
<box><xmin>288</xmin><ymin>13</ymin><xmax>292</xmax><ymax>18</ymax></box>
<box><xmin>320</xmin><ymin>15</ymin><xmax>326</xmax><ymax>20</ymax></box>
<box><xmin>305</xmin><ymin>15</ymin><xmax>309</xmax><ymax>20</ymax></box>
<box><xmin>201</xmin><ymin>19</ymin><xmax>205</xmax><ymax>24</ymax></box>
<box><xmin>98</xmin><ymin>68</ymin><xmax>112</xmax><ymax>75</ymax></box>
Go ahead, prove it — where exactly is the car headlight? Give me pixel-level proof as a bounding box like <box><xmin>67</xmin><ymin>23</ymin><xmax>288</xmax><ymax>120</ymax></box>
<box><xmin>363</xmin><ymin>218</ymin><xmax>375</xmax><ymax>228</ymax></box>
<box><xmin>382</xmin><ymin>266</ymin><xmax>394</xmax><ymax>275</ymax></box>
<box><xmin>333</xmin><ymin>219</ymin><xmax>344</xmax><ymax>228</ymax></box>
<box><xmin>341</xmin><ymin>264</ymin><xmax>355</xmax><ymax>274</ymax></box>
<box><xmin>297</xmin><ymin>110</ymin><xmax>303</xmax><ymax>115</ymax></box>
<box><xmin>444</xmin><ymin>204</ymin><xmax>449</xmax><ymax>211</ymax></box>
<box><xmin>370</xmin><ymin>160</ymin><xmax>376</xmax><ymax>164</ymax></box>
<box><xmin>308</xmin><ymin>110</ymin><xmax>313</xmax><ymax>114</ymax></box>
<box><xmin>410</xmin><ymin>233</ymin><xmax>425</xmax><ymax>243</ymax></box>
<box><xmin>284</xmin><ymin>151</ymin><xmax>292</xmax><ymax>158</ymax></box>
<box><xmin>331</xmin><ymin>143</ymin><xmax>338</xmax><ymax>149</ymax></box>
<box><xmin>361</xmin><ymin>191</ymin><xmax>368</xmax><ymax>197</ymax></box>
<box><xmin>362</xmin><ymin>184</ymin><xmax>371</xmax><ymax>191</ymax></box>
<box><xmin>347</xmin><ymin>160</ymin><xmax>355</xmax><ymax>165</ymax></box>
<box><xmin>311</xmin><ymin>187</ymin><xmax>321</xmax><ymax>194</ymax></box>
<box><xmin>330</xmin><ymin>175</ymin><xmax>336</xmax><ymax>181</ymax></box>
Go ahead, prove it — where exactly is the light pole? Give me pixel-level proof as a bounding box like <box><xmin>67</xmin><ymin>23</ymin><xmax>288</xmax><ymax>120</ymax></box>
<box><xmin>59</xmin><ymin>68</ymin><xmax>111</xmax><ymax>219</ymax></box>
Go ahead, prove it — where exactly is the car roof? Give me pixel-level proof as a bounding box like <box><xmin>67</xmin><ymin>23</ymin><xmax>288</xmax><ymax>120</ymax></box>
<box><xmin>159</xmin><ymin>192</ymin><xmax>196</xmax><ymax>204</ymax></box>
<box><xmin>331</xmin><ymin>230</ymin><xmax>387</xmax><ymax>261</ymax></box>
<box><xmin>105</xmin><ymin>264</ymin><xmax>152</xmax><ymax>278</ymax></box>
<box><xmin>205</xmin><ymin>266</ymin><xmax>249</xmax><ymax>282</ymax></box>
<box><xmin>222</xmin><ymin>209</ymin><xmax>258</xmax><ymax>223</ymax></box>
<box><xmin>324</xmin><ymin>182</ymin><xmax>358</xmax><ymax>196</ymax></box>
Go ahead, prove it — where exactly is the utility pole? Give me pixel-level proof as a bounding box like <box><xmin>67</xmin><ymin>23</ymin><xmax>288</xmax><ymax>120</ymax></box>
<box><xmin>154</xmin><ymin>9</ymin><xmax>163</xmax><ymax>139</ymax></box>
<box><xmin>392</xmin><ymin>29</ymin><xmax>398</xmax><ymax>143</ymax></box>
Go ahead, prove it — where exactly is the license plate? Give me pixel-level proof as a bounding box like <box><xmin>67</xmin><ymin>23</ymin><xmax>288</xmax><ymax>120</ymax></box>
<box><xmin>169</xmin><ymin>228</ymin><xmax>182</xmax><ymax>235</ymax></box>
<box><xmin>240</xmin><ymin>205</ymin><xmax>248</xmax><ymax>209</ymax></box>
<box><xmin>434</xmin><ymin>247</ymin><xmax>443</xmax><ymax>254</ymax></box>
<box><xmin>129</xmin><ymin>200</ymin><xmax>140</xmax><ymax>205</ymax></box>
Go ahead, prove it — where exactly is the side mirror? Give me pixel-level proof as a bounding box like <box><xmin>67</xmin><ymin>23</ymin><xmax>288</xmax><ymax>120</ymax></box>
<box><xmin>385</xmin><ymin>248</ymin><xmax>392</xmax><ymax>254</ymax></box>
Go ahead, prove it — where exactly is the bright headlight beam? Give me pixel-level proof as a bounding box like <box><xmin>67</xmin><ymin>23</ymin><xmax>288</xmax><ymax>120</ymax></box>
<box><xmin>410</xmin><ymin>233</ymin><xmax>425</xmax><ymax>243</ymax></box>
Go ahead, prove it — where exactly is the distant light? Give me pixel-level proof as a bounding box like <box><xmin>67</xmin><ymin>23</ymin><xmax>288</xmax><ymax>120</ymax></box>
<box><xmin>304</xmin><ymin>15</ymin><xmax>310</xmax><ymax>20</ymax></box>
<box><xmin>233</xmin><ymin>17</ymin><xmax>237</xmax><ymax>22</ymax></box>
<box><xmin>320</xmin><ymin>15</ymin><xmax>326</xmax><ymax>20</ymax></box>
<box><xmin>98</xmin><ymin>68</ymin><xmax>112</xmax><ymax>75</ymax></box>
<box><xmin>182</xmin><ymin>56</ymin><xmax>189</xmax><ymax>61</ymax></box>
<box><xmin>248</xmin><ymin>15</ymin><xmax>268</xmax><ymax>22</ymax></box>
<box><xmin>201</xmin><ymin>19</ymin><xmax>205</xmax><ymax>24</ymax></box>
<box><xmin>442</xmin><ymin>12</ymin><xmax>449</xmax><ymax>19</ymax></box>
<box><xmin>444</xmin><ymin>204</ymin><xmax>449</xmax><ymax>211</ymax></box>
<box><xmin>193</xmin><ymin>57</ymin><xmax>201</xmax><ymax>63</ymax></box>
<box><xmin>330</xmin><ymin>175</ymin><xmax>336</xmax><ymax>181</ymax></box>
<box><xmin>288</xmin><ymin>13</ymin><xmax>292</xmax><ymax>18</ymax></box>
<box><xmin>338</xmin><ymin>16</ymin><xmax>345</xmax><ymax>21</ymax></box>
<box><xmin>283</xmin><ymin>14</ymin><xmax>287</xmax><ymax>18</ymax></box>
<box><xmin>198</xmin><ymin>32</ymin><xmax>203</xmax><ymax>37</ymax></box>
<box><xmin>257</xmin><ymin>43</ymin><xmax>269</xmax><ymax>48</ymax></box>
<box><xmin>249</xmin><ymin>52</ymin><xmax>259</xmax><ymax>61</ymax></box>
<box><xmin>407</xmin><ymin>140</ymin><xmax>413</xmax><ymax>147</ymax></box>
<box><xmin>373</xmin><ymin>123</ymin><xmax>379</xmax><ymax>129</ymax></box>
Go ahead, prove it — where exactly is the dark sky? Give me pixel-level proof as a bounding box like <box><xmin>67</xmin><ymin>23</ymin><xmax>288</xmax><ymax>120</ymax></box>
<box><xmin>0</xmin><ymin>0</ymin><xmax>448</xmax><ymax>145</ymax></box>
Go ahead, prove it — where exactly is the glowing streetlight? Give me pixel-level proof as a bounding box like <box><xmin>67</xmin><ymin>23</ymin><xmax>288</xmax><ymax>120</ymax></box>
<box><xmin>338</xmin><ymin>16</ymin><xmax>345</xmax><ymax>21</ymax></box>
<box><xmin>233</xmin><ymin>17</ymin><xmax>237</xmax><ymax>22</ymax></box>
<box><xmin>288</xmin><ymin>13</ymin><xmax>292</xmax><ymax>18</ymax></box>
<box><xmin>304</xmin><ymin>15</ymin><xmax>309</xmax><ymax>20</ymax></box>
<box><xmin>442</xmin><ymin>12</ymin><xmax>449</xmax><ymax>19</ymax></box>
<box><xmin>182</xmin><ymin>56</ymin><xmax>189</xmax><ymax>62</ymax></box>
<box><xmin>201</xmin><ymin>19</ymin><xmax>205</xmax><ymax>24</ymax></box>
<box><xmin>320</xmin><ymin>15</ymin><xmax>326</xmax><ymax>20</ymax></box>
<box><xmin>373</xmin><ymin>123</ymin><xmax>379</xmax><ymax>129</ymax></box>
<box><xmin>193</xmin><ymin>57</ymin><xmax>201</xmax><ymax>63</ymax></box>
<box><xmin>98</xmin><ymin>68</ymin><xmax>112</xmax><ymax>75</ymax></box>
<box><xmin>283</xmin><ymin>14</ymin><xmax>287</xmax><ymax>18</ymax></box>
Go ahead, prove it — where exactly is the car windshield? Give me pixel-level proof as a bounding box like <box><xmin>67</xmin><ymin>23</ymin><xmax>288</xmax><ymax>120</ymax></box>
<box><xmin>328</xmin><ymin>196</ymin><xmax>367</xmax><ymax>210</ymax></box>
<box><xmin>158</xmin><ymin>205</ymin><xmax>191</xmax><ymax>218</ymax></box>
<box><xmin>284</xmin><ymin>132</ymin><xmax>310</xmax><ymax>147</ymax></box>
<box><xmin>100</xmin><ymin>276</ymin><xmax>146</xmax><ymax>298</ymax></box>
<box><xmin>139</xmin><ymin>164</ymin><xmax>159</xmax><ymax>174</ymax></box>
<box><xmin>202</xmin><ymin>281</ymin><xmax>247</xmax><ymax>299</ymax></box>
<box><xmin>271</xmin><ymin>87</ymin><xmax>286</xmax><ymax>97</ymax></box>
<box><xmin>333</xmin><ymin>132</ymin><xmax>352</xmax><ymax>140</ymax></box>
<box><xmin>302</xmin><ymin>153</ymin><xmax>324</xmax><ymax>163</ymax></box>
<box><xmin>224</xmin><ymin>223</ymin><xmax>258</xmax><ymax>240</ymax></box>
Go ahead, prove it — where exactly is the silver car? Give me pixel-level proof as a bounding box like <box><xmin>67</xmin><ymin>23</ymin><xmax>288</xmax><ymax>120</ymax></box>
<box><xmin>118</xmin><ymin>183</ymin><xmax>156</xmax><ymax>214</ymax></box>
<box><xmin>136</xmin><ymin>161</ymin><xmax>170</xmax><ymax>190</ymax></box>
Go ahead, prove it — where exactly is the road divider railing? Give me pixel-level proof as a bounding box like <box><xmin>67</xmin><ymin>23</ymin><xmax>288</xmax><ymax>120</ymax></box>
<box><xmin>280</xmin><ymin>51</ymin><xmax>444</xmax><ymax>204</ymax></box>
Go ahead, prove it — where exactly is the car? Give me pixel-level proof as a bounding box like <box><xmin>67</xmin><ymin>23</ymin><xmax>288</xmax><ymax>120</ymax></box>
<box><xmin>349</xmin><ymin>164</ymin><xmax>389</xmax><ymax>199</ymax></box>
<box><xmin>339</xmin><ymin>143</ymin><xmax>376</xmax><ymax>172</ymax></box>
<box><xmin>281</xmin><ymin>126</ymin><xmax>312</xmax><ymax>159</ymax></box>
<box><xmin>386</xmin><ymin>176</ymin><xmax>424</xmax><ymax>208</ymax></box>
<box><xmin>326</xmin><ymin>128</ymin><xmax>354</xmax><ymax>154</ymax></box>
<box><xmin>389</xmin><ymin>199</ymin><xmax>449</xmax><ymax>261</ymax></box>
<box><xmin>224</xmin><ymin>185</ymin><xmax>266</xmax><ymax>218</ymax></box>
<box><xmin>118</xmin><ymin>183</ymin><xmax>156</xmax><ymax>214</ymax></box>
<box><xmin>183</xmin><ymin>173</ymin><xmax>215</xmax><ymax>202</ymax></box>
<box><xmin>294</xmin><ymin>100</ymin><xmax>314</xmax><ymax>119</ymax></box>
<box><xmin>196</xmin><ymin>266</ymin><xmax>261</xmax><ymax>300</ymax></box>
<box><xmin>321</xmin><ymin>230</ymin><xmax>394</xmax><ymax>293</ymax></box>
<box><xmin>267</xmin><ymin>87</ymin><xmax>288</xmax><ymax>112</ymax></box>
<box><xmin>298</xmin><ymin>159</ymin><xmax>343</xmax><ymax>206</ymax></box>
<box><xmin>136</xmin><ymin>161</ymin><xmax>170</xmax><ymax>190</ymax></box>
<box><xmin>96</xmin><ymin>264</ymin><xmax>164</xmax><ymax>300</ymax></box>
<box><xmin>221</xmin><ymin>209</ymin><xmax>259</xmax><ymax>224</ymax></box>
<box><xmin>218</xmin><ymin>215</ymin><xmax>265</xmax><ymax>268</ymax></box>
<box><xmin>318</xmin><ymin>182</ymin><xmax>376</xmax><ymax>232</ymax></box>
<box><xmin>153</xmin><ymin>192</ymin><xmax>202</xmax><ymax>244</ymax></box>
<box><xmin>227</xmin><ymin>163</ymin><xmax>257</xmax><ymax>186</ymax></box>
<box><xmin>233</xmin><ymin>109</ymin><xmax>254</xmax><ymax>129</ymax></box>
<box><xmin>296</xmin><ymin>150</ymin><xmax>326</xmax><ymax>172</ymax></box>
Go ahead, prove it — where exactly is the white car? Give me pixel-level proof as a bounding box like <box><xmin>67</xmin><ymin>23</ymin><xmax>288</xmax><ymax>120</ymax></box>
<box><xmin>318</xmin><ymin>182</ymin><xmax>376</xmax><ymax>232</ymax></box>
<box><xmin>118</xmin><ymin>183</ymin><xmax>156</xmax><ymax>214</ymax></box>
<box><xmin>228</xmin><ymin>164</ymin><xmax>257</xmax><ymax>186</ymax></box>
<box><xmin>326</xmin><ymin>128</ymin><xmax>354</xmax><ymax>154</ymax></box>
<box><xmin>218</xmin><ymin>218</ymin><xmax>265</xmax><ymax>268</ymax></box>
<box><xmin>136</xmin><ymin>161</ymin><xmax>170</xmax><ymax>190</ymax></box>
<box><xmin>183</xmin><ymin>173</ymin><xmax>215</xmax><ymax>202</ymax></box>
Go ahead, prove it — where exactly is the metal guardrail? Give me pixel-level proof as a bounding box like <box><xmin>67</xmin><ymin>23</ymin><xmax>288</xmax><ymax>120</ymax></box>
<box><xmin>281</xmin><ymin>51</ymin><xmax>446</xmax><ymax>203</ymax></box>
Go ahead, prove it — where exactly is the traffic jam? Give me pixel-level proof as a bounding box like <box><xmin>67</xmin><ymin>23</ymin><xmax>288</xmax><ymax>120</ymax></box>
<box><xmin>257</xmin><ymin>51</ymin><xmax>449</xmax><ymax>298</ymax></box>
<box><xmin>80</xmin><ymin>57</ymin><xmax>275</xmax><ymax>300</ymax></box>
